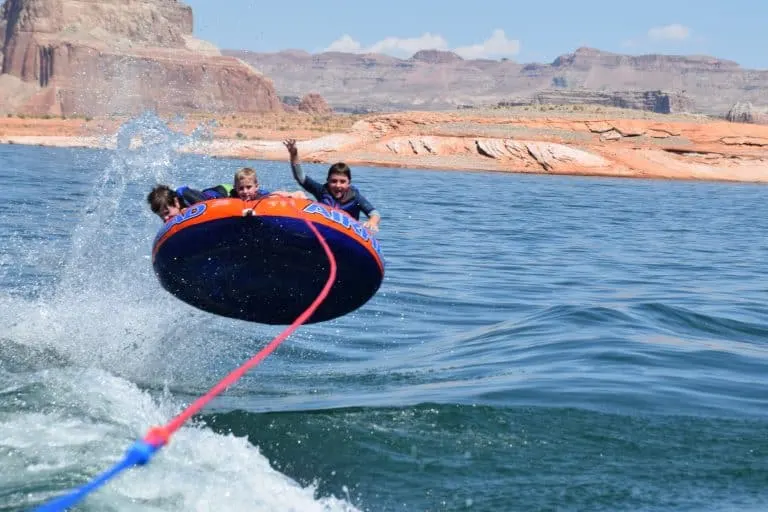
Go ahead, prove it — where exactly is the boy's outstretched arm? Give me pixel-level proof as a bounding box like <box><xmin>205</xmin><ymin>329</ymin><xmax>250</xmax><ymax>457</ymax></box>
<box><xmin>283</xmin><ymin>138</ymin><xmax>324</xmax><ymax>199</ymax></box>
<box><xmin>284</xmin><ymin>138</ymin><xmax>306</xmax><ymax>184</ymax></box>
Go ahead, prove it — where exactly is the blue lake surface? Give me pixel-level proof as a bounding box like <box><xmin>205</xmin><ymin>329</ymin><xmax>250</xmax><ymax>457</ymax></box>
<box><xmin>1</xmin><ymin>117</ymin><xmax>767</xmax><ymax>511</ymax></box>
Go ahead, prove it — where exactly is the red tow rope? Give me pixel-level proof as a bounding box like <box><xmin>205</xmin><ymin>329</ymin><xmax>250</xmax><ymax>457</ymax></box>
<box><xmin>34</xmin><ymin>218</ymin><xmax>337</xmax><ymax>511</ymax></box>
<box><xmin>155</xmin><ymin>217</ymin><xmax>338</xmax><ymax>439</ymax></box>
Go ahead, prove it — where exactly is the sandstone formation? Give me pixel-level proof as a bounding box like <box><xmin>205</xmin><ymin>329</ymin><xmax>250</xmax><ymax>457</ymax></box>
<box><xmin>1</xmin><ymin>108</ymin><xmax>767</xmax><ymax>183</ymax></box>
<box><xmin>297</xmin><ymin>93</ymin><xmax>332</xmax><ymax>114</ymax></box>
<box><xmin>197</xmin><ymin>109</ymin><xmax>768</xmax><ymax>183</ymax></box>
<box><xmin>0</xmin><ymin>0</ymin><xmax>282</xmax><ymax>116</ymax></box>
<box><xmin>521</xmin><ymin>89</ymin><xmax>694</xmax><ymax>114</ymax></box>
<box><xmin>227</xmin><ymin>46</ymin><xmax>768</xmax><ymax>116</ymax></box>
<box><xmin>295</xmin><ymin>111</ymin><xmax>768</xmax><ymax>183</ymax></box>
<box><xmin>726</xmin><ymin>102</ymin><xmax>768</xmax><ymax>125</ymax></box>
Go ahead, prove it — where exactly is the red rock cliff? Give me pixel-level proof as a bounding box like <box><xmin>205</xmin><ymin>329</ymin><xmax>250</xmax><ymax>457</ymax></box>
<box><xmin>0</xmin><ymin>0</ymin><xmax>282</xmax><ymax>116</ymax></box>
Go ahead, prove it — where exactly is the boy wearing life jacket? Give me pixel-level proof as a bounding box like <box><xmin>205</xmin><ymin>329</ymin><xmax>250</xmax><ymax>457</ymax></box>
<box><xmin>283</xmin><ymin>139</ymin><xmax>381</xmax><ymax>233</ymax></box>
<box><xmin>148</xmin><ymin>168</ymin><xmax>306</xmax><ymax>222</ymax></box>
<box><xmin>147</xmin><ymin>184</ymin><xmax>231</xmax><ymax>222</ymax></box>
<box><xmin>232</xmin><ymin>166</ymin><xmax>306</xmax><ymax>201</ymax></box>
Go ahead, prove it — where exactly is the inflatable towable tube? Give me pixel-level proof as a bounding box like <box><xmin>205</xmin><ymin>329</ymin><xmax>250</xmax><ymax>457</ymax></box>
<box><xmin>151</xmin><ymin>196</ymin><xmax>384</xmax><ymax>324</ymax></box>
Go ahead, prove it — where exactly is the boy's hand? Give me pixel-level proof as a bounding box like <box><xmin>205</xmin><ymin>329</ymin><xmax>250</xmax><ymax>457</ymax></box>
<box><xmin>283</xmin><ymin>138</ymin><xmax>298</xmax><ymax>162</ymax></box>
<box><xmin>362</xmin><ymin>220</ymin><xmax>380</xmax><ymax>234</ymax></box>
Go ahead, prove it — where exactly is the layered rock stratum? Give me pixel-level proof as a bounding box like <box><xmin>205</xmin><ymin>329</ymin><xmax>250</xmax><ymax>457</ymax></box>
<box><xmin>2</xmin><ymin>106</ymin><xmax>766</xmax><ymax>183</ymax></box>
<box><xmin>726</xmin><ymin>102</ymin><xmax>768</xmax><ymax>125</ymax></box>
<box><xmin>0</xmin><ymin>0</ymin><xmax>282</xmax><ymax>116</ymax></box>
<box><xmin>227</xmin><ymin>47</ymin><xmax>768</xmax><ymax>118</ymax></box>
<box><xmin>0</xmin><ymin>2</ymin><xmax>765</xmax><ymax>184</ymax></box>
<box><xmin>297</xmin><ymin>93</ymin><xmax>332</xmax><ymax>114</ymax></box>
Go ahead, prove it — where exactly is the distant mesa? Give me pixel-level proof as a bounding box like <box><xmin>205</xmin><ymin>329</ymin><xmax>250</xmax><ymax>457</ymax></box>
<box><xmin>0</xmin><ymin>0</ymin><xmax>282</xmax><ymax>116</ymax></box>
<box><xmin>226</xmin><ymin>44</ymin><xmax>768</xmax><ymax>117</ymax></box>
<box><xmin>276</xmin><ymin>48</ymin><xmax>311</xmax><ymax>58</ymax></box>
<box><xmin>410</xmin><ymin>49</ymin><xmax>463</xmax><ymax>64</ymax></box>
<box><xmin>494</xmin><ymin>89</ymin><xmax>695</xmax><ymax>114</ymax></box>
<box><xmin>2</xmin><ymin>1</ymin><xmax>766</xmax><ymax>120</ymax></box>
<box><xmin>551</xmin><ymin>46</ymin><xmax>742</xmax><ymax>71</ymax></box>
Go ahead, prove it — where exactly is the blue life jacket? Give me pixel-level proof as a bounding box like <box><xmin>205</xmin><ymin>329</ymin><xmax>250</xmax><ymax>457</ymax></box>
<box><xmin>175</xmin><ymin>184</ymin><xmax>232</xmax><ymax>207</ymax></box>
<box><xmin>320</xmin><ymin>185</ymin><xmax>363</xmax><ymax>220</ymax></box>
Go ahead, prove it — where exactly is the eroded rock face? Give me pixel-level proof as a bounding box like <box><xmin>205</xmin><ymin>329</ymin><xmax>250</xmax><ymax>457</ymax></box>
<box><xmin>227</xmin><ymin>46</ymin><xmax>768</xmax><ymax>115</ymax></box>
<box><xmin>726</xmin><ymin>102</ymin><xmax>768</xmax><ymax>125</ymax></box>
<box><xmin>0</xmin><ymin>0</ymin><xmax>282</xmax><ymax>115</ymax></box>
<box><xmin>297</xmin><ymin>93</ymin><xmax>332</xmax><ymax>114</ymax></box>
<box><xmin>551</xmin><ymin>46</ymin><xmax>741</xmax><ymax>72</ymax></box>
<box><xmin>527</xmin><ymin>89</ymin><xmax>695</xmax><ymax>114</ymax></box>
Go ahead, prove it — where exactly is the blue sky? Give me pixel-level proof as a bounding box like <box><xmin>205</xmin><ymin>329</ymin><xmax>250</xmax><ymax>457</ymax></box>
<box><xmin>184</xmin><ymin>0</ymin><xmax>767</xmax><ymax>69</ymax></box>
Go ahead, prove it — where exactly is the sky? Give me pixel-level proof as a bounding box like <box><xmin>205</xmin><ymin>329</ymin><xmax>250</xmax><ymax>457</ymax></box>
<box><xmin>183</xmin><ymin>0</ymin><xmax>768</xmax><ymax>69</ymax></box>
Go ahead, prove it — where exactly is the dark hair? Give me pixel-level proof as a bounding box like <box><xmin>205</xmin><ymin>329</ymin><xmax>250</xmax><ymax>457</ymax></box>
<box><xmin>147</xmin><ymin>185</ymin><xmax>178</xmax><ymax>214</ymax></box>
<box><xmin>326</xmin><ymin>162</ymin><xmax>351</xmax><ymax>181</ymax></box>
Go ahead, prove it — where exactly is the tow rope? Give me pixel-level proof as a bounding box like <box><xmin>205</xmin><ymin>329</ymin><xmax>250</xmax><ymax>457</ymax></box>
<box><xmin>33</xmin><ymin>218</ymin><xmax>337</xmax><ymax>511</ymax></box>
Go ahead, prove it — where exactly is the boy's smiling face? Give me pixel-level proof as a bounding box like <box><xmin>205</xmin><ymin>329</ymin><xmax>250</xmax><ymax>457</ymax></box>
<box><xmin>236</xmin><ymin>176</ymin><xmax>259</xmax><ymax>200</ymax></box>
<box><xmin>158</xmin><ymin>198</ymin><xmax>182</xmax><ymax>222</ymax></box>
<box><xmin>327</xmin><ymin>173</ymin><xmax>350</xmax><ymax>199</ymax></box>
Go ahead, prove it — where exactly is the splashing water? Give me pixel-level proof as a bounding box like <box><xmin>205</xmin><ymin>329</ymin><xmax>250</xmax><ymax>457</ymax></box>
<box><xmin>7</xmin><ymin>112</ymin><xmax>216</xmax><ymax>376</ymax></box>
<box><xmin>0</xmin><ymin>113</ymin><xmax>360</xmax><ymax>511</ymax></box>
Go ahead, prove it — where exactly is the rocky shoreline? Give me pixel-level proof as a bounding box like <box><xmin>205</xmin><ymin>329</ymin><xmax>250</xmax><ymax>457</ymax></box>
<box><xmin>1</xmin><ymin>106</ymin><xmax>767</xmax><ymax>183</ymax></box>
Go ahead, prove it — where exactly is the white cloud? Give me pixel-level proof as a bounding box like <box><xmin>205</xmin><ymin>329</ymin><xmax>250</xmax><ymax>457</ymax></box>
<box><xmin>324</xmin><ymin>29</ymin><xmax>520</xmax><ymax>59</ymax></box>
<box><xmin>620</xmin><ymin>23</ymin><xmax>693</xmax><ymax>49</ymax></box>
<box><xmin>369</xmin><ymin>33</ymin><xmax>449</xmax><ymax>55</ymax></box>
<box><xmin>453</xmin><ymin>30</ymin><xmax>520</xmax><ymax>59</ymax></box>
<box><xmin>647</xmin><ymin>24</ymin><xmax>691</xmax><ymax>41</ymax></box>
<box><xmin>325</xmin><ymin>34</ymin><xmax>362</xmax><ymax>53</ymax></box>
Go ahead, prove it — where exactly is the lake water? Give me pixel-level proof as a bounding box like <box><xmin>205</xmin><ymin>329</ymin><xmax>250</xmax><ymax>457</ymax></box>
<box><xmin>1</xmin><ymin>115</ymin><xmax>767</xmax><ymax>511</ymax></box>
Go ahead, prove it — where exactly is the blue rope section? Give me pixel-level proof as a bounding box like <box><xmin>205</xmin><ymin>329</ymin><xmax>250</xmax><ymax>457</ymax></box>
<box><xmin>32</xmin><ymin>439</ymin><xmax>162</xmax><ymax>511</ymax></box>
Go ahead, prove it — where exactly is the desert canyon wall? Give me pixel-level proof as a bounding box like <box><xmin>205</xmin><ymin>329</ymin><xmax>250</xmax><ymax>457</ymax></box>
<box><xmin>0</xmin><ymin>0</ymin><xmax>282</xmax><ymax>116</ymax></box>
<box><xmin>229</xmin><ymin>47</ymin><xmax>768</xmax><ymax>122</ymax></box>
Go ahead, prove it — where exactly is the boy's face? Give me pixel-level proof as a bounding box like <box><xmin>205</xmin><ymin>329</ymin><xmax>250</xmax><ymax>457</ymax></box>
<box><xmin>157</xmin><ymin>198</ymin><xmax>182</xmax><ymax>222</ymax></box>
<box><xmin>236</xmin><ymin>176</ymin><xmax>259</xmax><ymax>200</ymax></box>
<box><xmin>327</xmin><ymin>173</ymin><xmax>350</xmax><ymax>199</ymax></box>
